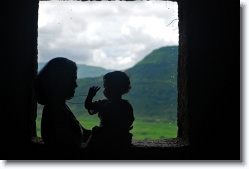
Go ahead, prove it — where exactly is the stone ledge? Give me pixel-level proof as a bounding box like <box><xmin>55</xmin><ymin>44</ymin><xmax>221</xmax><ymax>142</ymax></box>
<box><xmin>30</xmin><ymin>137</ymin><xmax>189</xmax><ymax>160</ymax></box>
<box><xmin>31</xmin><ymin>137</ymin><xmax>44</xmax><ymax>144</ymax></box>
<box><xmin>132</xmin><ymin>138</ymin><xmax>189</xmax><ymax>148</ymax></box>
<box><xmin>32</xmin><ymin>137</ymin><xmax>189</xmax><ymax>148</ymax></box>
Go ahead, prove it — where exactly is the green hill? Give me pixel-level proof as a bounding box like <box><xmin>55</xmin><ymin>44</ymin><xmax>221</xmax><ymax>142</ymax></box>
<box><xmin>76</xmin><ymin>64</ymin><xmax>113</xmax><ymax>79</ymax></box>
<box><xmin>67</xmin><ymin>46</ymin><xmax>178</xmax><ymax>120</ymax></box>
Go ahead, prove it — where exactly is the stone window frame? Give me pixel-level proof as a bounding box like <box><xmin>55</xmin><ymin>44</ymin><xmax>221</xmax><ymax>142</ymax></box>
<box><xmin>36</xmin><ymin>0</ymin><xmax>188</xmax><ymax>148</ymax></box>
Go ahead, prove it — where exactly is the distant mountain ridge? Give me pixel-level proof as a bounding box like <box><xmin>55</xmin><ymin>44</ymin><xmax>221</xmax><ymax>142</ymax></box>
<box><xmin>38</xmin><ymin>62</ymin><xmax>113</xmax><ymax>79</ymax></box>
<box><xmin>68</xmin><ymin>46</ymin><xmax>178</xmax><ymax>120</ymax></box>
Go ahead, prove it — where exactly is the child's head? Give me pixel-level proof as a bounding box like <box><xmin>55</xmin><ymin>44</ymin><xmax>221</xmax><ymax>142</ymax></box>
<box><xmin>103</xmin><ymin>71</ymin><xmax>131</xmax><ymax>99</ymax></box>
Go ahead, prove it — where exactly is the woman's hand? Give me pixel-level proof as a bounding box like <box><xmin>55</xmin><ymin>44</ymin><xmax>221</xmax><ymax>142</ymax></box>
<box><xmin>87</xmin><ymin>86</ymin><xmax>101</xmax><ymax>98</ymax></box>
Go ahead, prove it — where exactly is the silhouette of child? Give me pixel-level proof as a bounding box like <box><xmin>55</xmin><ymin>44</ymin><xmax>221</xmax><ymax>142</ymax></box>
<box><xmin>35</xmin><ymin>57</ymin><xmax>91</xmax><ymax>159</ymax></box>
<box><xmin>84</xmin><ymin>71</ymin><xmax>134</xmax><ymax>150</ymax></box>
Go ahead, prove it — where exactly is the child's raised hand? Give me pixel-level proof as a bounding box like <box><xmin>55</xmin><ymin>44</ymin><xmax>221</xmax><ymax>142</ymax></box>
<box><xmin>87</xmin><ymin>86</ymin><xmax>101</xmax><ymax>97</ymax></box>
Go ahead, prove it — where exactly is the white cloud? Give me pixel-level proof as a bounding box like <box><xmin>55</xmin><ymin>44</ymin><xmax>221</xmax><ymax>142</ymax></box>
<box><xmin>121</xmin><ymin>24</ymin><xmax>130</xmax><ymax>36</ymax></box>
<box><xmin>38</xmin><ymin>1</ymin><xmax>178</xmax><ymax>70</ymax></box>
<box><xmin>92</xmin><ymin>49</ymin><xmax>108</xmax><ymax>63</ymax></box>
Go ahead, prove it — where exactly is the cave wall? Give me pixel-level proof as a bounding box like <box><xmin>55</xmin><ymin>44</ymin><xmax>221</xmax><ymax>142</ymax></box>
<box><xmin>0</xmin><ymin>1</ymin><xmax>38</xmax><ymax>158</ymax></box>
<box><xmin>0</xmin><ymin>0</ymin><xmax>239</xmax><ymax>160</ymax></box>
<box><xmin>177</xmin><ymin>0</ymin><xmax>240</xmax><ymax>159</ymax></box>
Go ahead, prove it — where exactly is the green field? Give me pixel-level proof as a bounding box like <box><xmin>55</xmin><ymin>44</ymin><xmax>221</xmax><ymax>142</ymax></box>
<box><xmin>36</xmin><ymin>113</ymin><xmax>178</xmax><ymax>140</ymax></box>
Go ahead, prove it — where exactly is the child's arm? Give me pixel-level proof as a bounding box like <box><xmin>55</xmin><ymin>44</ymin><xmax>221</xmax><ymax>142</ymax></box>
<box><xmin>84</xmin><ymin>86</ymin><xmax>101</xmax><ymax>111</ymax></box>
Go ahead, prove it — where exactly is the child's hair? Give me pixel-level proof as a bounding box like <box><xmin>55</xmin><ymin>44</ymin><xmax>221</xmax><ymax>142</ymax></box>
<box><xmin>103</xmin><ymin>71</ymin><xmax>131</xmax><ymax>96</ymax></box>
<box><xmin>35</xmin><ymin>57</ymin><xmax>77</xmax><ymax>105</ymax></box>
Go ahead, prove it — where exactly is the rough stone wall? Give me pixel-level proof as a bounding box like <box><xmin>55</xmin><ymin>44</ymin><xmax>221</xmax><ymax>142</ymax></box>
<box><xmin>178</xmin><ymin>0</ymin><xmax>240</xmax><ymax>159</ymax></box>
<box><xmin>0</xmin><ymin>0</ymin><xmax>239</xmax><ymax>160</ymax></box>
<box><xmin>177</xmin><ymin>0</ymin><xmax>189</xmax><ymax>141</ymax></box>
<box><xmin>0</xmin><ymin>1</ymin><xmax>38</xmax><ymax>159</ymax></box>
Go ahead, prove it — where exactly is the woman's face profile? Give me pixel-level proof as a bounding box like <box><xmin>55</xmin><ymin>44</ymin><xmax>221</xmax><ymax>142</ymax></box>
<box><xmin>66</xmin><ymin>71</ymin><xmax>78</xmax><ymax>100</ymax></box>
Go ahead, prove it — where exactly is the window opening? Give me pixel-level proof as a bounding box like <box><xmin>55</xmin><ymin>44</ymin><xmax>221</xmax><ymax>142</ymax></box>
<box><xmin>37</xmin><ymin>1</ymin><xmax>179</xmax><ymax>140</ymax></box>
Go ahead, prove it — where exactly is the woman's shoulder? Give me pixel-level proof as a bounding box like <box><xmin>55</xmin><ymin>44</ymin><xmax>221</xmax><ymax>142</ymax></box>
<box><xmin>43</xmin><ymin>103</ymin><xmax>71</xmax><ymax>116</ymax></box>
<box><xmin>44</xmin><ymin>103</ymin><xmax>66</xmax><ymax>110</ymax></box>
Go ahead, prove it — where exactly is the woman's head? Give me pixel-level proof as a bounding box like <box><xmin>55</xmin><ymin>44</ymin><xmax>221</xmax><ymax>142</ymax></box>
<box><xmin>35</xmin><ymin>57</ymin><xmax>78</xmax><ymax>105</ymax></box>
<box><xmin>103</xmin><ymin>71</ymin><xmax>131</xmax><ymax>99</ymax></box>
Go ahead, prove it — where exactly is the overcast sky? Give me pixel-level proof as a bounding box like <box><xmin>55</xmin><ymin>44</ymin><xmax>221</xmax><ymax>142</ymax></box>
<box><xmin>38</xmin><ymin>1</ymin><xmax>178</xmax><ymax>70</ymax></box>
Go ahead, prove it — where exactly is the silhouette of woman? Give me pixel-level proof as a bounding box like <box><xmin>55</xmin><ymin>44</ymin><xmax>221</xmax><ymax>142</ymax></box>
<box><xmin>35</xmin><ymin>57</ymin><xmax>91</xmax><ymax>159</ymax></box>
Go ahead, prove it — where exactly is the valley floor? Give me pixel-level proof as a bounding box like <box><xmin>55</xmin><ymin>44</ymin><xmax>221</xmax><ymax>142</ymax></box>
<box><xmin>36</xmin><ymin>114</ymin><xmax>178</xmax><ymax>140</ymax></box>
